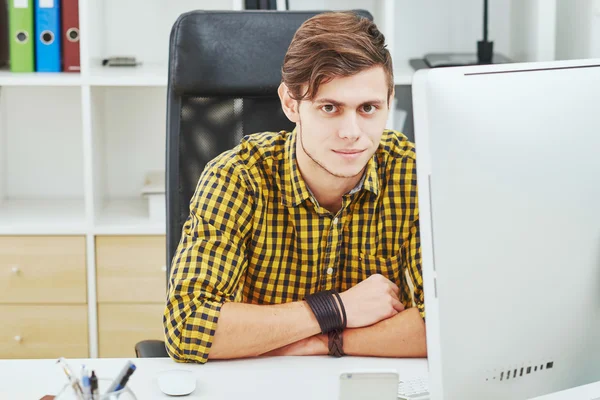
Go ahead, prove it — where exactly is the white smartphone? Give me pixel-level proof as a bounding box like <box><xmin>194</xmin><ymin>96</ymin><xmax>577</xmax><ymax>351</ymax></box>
<box><xmin>338</xmin><ymin>370</ymin><xmax>399</xmax><ymax>400</ymax></box>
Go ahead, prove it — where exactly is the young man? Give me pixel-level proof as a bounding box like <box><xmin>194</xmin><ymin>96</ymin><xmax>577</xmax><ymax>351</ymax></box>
<box><xmin>164</xmin><ymin>11</ymin><xmax>426</xmax><ymax>364</ymax></box>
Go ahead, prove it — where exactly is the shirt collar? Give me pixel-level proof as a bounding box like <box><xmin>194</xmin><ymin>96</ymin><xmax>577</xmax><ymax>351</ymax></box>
<box><xmin>280</xmin><ymin>128</ymin><xmax>380</xmax><ymax>207</ymax></box>
<box><xmin>280</xmin><ymin>128</ymin><xmax>312</xmax><ymax>207</ymax></box>
<box><xmin>361</xmin><ymin>153</ymin><xmax>380</xmax><ymax>197</ymax></box>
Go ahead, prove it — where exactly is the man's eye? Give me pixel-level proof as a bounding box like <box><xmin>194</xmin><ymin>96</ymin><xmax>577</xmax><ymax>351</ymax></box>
<box><xmin>362</xmin><ymin>104</ymin><xmax>377</xmax><ymax>114</ymax></box>
<box><xmin>322</xmin><ymin>104</ymin><xmax>337</xmax><ymax>113</ymax></box>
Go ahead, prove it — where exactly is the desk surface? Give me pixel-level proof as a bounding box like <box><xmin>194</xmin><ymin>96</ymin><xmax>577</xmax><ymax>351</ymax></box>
<box><xmin>1</xmin><ymin>356</ymin><xmax>426</xmax><ymax>399</ymax></box>
<box><xmin>1</xmin><ymin>356</ymin><xmax>599</xmax><ymax>399</ymax></box>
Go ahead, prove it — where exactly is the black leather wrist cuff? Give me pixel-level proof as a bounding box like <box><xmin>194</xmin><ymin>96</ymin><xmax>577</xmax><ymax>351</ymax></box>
<box><xmin>332</xmin><ymin>291</ymin><xmax>347</xmax><ymax>330</ymax></box>
<box><xmin>328</xmin><ymin>329</ymin><xmax>345</xmax><ymax>357</ymax></box>
<box><xmin>305</xmin><ymin>289</ymin><xmax>347</xmax><ymax>334</ymax></box>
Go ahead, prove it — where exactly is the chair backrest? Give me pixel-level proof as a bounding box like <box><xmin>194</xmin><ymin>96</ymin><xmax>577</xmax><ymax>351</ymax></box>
<box><xmin>165</xmin><ymin>9</ymin><xmax>374</xmax><ymax>280</ymax></box>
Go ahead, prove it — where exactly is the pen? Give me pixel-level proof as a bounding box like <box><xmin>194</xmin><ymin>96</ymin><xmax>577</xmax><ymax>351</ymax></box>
<box><xmin>106</xmin><ymin>360</ymin><xmax>136</xmax><ymax>393</ymax></box>
<box><xmin>81</xmin><ymin>365</ymin><xmax>91</xmax><ymax>398</ymax></box>
<box><xmin>81</xmin><ymin>371</ymin><xmax>91</xmax><ymax>400</ymax></box>
<box><xmin>90</xmin><ymin>370</ymin><xmax>98</xmax><ymax>399</ymax></box>
<box><xmin>56</xmin><ymin>358</ymin><xmax>85</xmax><ymax>400</ymax></box>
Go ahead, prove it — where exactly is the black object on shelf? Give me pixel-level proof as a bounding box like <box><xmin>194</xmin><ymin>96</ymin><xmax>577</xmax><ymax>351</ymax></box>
<box><xmin>418</xmin><ymin>0</ymin><xmax>512</xmax><ymax>69</ymax></box>
<box><xmin>0</xmin><ymin>0</ymin><xmax>8</xmax><ymax>68</ymax></box>
<box><xmin>245</xmin><ymin>0</ymin><xmax>278</xmax><ymax>9</ymax></box>
<box><xmin>422</xmin><ymin>52</ymin><xmax>512</xmax><ymax>68</ymax></box>
<box><xmin>102</xmin><ymin>56</ymin><xmax>141</xmax><ymax>67</ymax></box>
<box><xmin>477</xmin><ymin>0</ymin><xmax>493</xmax><ymax>63</ymax></box>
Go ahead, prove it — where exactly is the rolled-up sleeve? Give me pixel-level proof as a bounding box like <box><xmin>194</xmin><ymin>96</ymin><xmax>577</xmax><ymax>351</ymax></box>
<box><xmin>404</xmin><ymin>217</ymin><xmax>425</xmax><ymax>320</ymax></box>
<box><xmin>164</xmin><ymin>161</ymin><xmax>254</xmax><ymax>363</ymax></box>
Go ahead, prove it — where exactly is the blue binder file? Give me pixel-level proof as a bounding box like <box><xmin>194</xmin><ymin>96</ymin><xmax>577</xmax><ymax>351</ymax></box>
<box><xmin>35</xmin><ymin>0</ymin><xmax>61</xmax><ymax>72</ymax></box>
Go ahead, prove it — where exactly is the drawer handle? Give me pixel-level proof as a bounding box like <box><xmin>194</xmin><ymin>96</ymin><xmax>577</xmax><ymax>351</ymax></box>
<box><xmin>160</xmin><ymin>265</ymin><xmax>167</xmax><ymax>273</ymax></box>
<box><xmin>14</xmin><ymin>335</ymin><xmax>22</xmax><ymax>343</ymax></box>
<box><xmin>10</xmin><ymin>265</ymin><xmax>20</xmax><ymax>275</ymax></box>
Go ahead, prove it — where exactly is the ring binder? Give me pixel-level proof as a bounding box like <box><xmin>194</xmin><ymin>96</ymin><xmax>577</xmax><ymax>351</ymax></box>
<box><xmin>35</xmin><ymin>0</ymin><xmax>61</xmax><ymax>72</ymax></box>
<box><xmin>61</xmin><ymin>0</ymin><xmax>80</xmax><ymax>71</ymax></box>
<box><xmin>8</xmin><ymin>0</ymin><xmax>35</xmax><ymax>72</ymax></box>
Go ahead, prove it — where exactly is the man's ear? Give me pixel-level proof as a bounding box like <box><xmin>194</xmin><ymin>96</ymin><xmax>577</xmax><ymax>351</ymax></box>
<box><xmin>388</xmin><ymin>86</ymin><xmax>395</xmax><ymax>109</ymax></box>
<box><xmin>278</xmin><ymin>82</ymin><xmax>300</xmax><ymax>123</ymax></box>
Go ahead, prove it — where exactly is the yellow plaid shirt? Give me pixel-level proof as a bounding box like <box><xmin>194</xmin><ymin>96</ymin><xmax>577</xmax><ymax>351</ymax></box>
<box><xmin>164</xmin><ymin>128</ymin><xmax>424</xmax><ymax>364</ymax></box>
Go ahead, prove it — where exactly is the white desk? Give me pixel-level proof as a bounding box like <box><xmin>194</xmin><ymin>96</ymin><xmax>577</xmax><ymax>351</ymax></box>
<box><xmin>0</xmin><ymin>356</ymin><xmax>598</xmax><ymax>399</ymax></box>
<box><xmin>1</xmin><ymin>356</ymin><xmax>425</xmax><ymax>399</ymax></box>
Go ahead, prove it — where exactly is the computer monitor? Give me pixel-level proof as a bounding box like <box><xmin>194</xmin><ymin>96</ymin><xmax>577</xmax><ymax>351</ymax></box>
<box><xmin>411</xmin><ymin>58</ymin><xmax>600</xmax><ymax>400</ymax></box>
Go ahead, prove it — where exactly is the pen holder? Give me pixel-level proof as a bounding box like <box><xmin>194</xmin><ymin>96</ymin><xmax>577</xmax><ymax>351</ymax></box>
<box><xmin>55</xmin><ymin>378</ymin><xmax>137</xmax><ymax>400</ymax></box>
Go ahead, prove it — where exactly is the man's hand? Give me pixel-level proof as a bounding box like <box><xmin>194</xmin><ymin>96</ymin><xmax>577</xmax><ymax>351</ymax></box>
<box><xmin>339</xmin><ymin>274</ymin><xmax>405</xmax><ymax>328</ymax></box>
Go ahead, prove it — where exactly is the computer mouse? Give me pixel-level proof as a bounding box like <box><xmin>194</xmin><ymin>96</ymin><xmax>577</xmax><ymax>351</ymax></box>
<box><xmin>157</xmin><ymin>369</ymin><xmax>197</xmax><ymax>396</ymax></box>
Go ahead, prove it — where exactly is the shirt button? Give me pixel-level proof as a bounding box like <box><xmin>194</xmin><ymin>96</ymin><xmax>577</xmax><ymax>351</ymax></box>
<box><xmin>327</xmin><ymin>267</ymin><xmax>334</xmax><ymax>275</ymax></box>
<box><xmin>333</xmin><ymin>217</ymin><xmax>339</xmax><ymax>224</ymax></box>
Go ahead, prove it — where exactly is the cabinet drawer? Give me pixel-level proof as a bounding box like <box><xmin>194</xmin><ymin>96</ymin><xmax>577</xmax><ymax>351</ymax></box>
<box><xmin>0</xmin><ymin>305</ymin><xmax>88</xmax><ymax>359</ymax></box>
<box><xmin>96</xmin><ymin>236</ymin><xmax>166</xmax><ymax>303</ymax></box>
<box><xmin>0</xmin><ymin>236</ymin><xmax>87</xmax><ymax>304</ymax></box>
<box><xmin>98</xmin><ymin>303</ymin><xmax>165</xmax><ymax>358</ymax></box>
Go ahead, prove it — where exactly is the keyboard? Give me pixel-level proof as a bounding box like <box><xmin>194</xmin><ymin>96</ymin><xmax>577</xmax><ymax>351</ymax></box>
<box><xmin>398</xmin><ymin>376</ymin><xmax>430</xmax><ymax>400</ymax></box>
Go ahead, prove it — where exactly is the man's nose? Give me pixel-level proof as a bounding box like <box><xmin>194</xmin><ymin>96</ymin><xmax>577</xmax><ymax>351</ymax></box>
<box><xmin>338</xmin><ymin>113</ymin><xmax>361</xmax><ymax>141</ymax></box>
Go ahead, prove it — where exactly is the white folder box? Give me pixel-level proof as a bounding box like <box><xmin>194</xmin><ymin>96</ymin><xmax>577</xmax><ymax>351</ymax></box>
<box><xmin>141</xmin><ymin>170</ymin><xmax>165</xmax><ymax>222</ymax></box>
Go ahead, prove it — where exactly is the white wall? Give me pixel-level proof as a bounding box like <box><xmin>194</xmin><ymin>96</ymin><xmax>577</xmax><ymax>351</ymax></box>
<box><xmin>393</xmin><ymin>0</ymin><xmax>512</xmax><ymax>61</ymax></box>
<box><xmin>593</xmin><ymin>0</ymin><xmax>600</xmax><ymax>58</ymax></box>
<box><xmin>91</xmin><ymin>0</ymin><xmax>238</xmax><ymax>68</ymax></box>
<box><xmin>510</xmin><ymin>0</ymin><xmax>557</xmax><ymax>62</ymax></box>
<box><xmin>99</xmin><ymin>87</ymin><xmax>166</xmax><ymax>200</ymax></box>
<box><xmin>556</xmin><ymin>0</ymin><xmax>600</xmax><ymax>60</ymax></box>
<box><xmin>4</xmin><ymin>87</ymin><xmax>84</xmax><ymax>199</ymax></box>
<box><xmin>288</xmin><ymin>0</ymin><xmax>382</xmax><ymax>22</ymax></box>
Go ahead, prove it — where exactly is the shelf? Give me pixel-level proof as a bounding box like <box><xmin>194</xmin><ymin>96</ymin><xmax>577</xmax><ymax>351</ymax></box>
<box><xmin>0</xmin><ymin>70</ymin><xmax>83</xmax><ymax>87</ymax></box>
<box><xmin>94</xmin><ymin>198</ymin><xmax>165</xmax><ymax>235</ymax></box>
<box><xmin>0</xmin><ymin>198</ymin><xmax>167</xmax><ymax>235</ymax></box>
<box><xmin>0</xmin><ymin>63</ymin><xmax>415</xmax><ymax>87</ymax></box>
<box><xmin>90</xmin><ymin>62</ymin><xmax>414</xmax><ymax>87</ymax></box>
<box><xmin>0</xmin><ymin>199</ymin><xmax>87</xmax><ymax>235</ymax></box>
<box><xmin>88</xmin><ymin>64</ymin><xmax>168</xmax><ymax>87</ymax></box>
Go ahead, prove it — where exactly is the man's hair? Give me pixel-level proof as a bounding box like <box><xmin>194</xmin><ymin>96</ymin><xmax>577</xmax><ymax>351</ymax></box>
<box><xmin>281</xmin><ymin>11</ymin><xmax>393</xmax><ymax>103</ymax></box>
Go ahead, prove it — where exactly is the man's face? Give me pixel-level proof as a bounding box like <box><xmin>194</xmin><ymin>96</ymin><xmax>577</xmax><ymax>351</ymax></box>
<box><xmin>296</xmin><ymin>66</ymin><xmax>391</xmax><ymax>179</ymax></box>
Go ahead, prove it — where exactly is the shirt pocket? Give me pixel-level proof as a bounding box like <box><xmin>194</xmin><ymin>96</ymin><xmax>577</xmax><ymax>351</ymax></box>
<box><xmin>356</xmin><ymin>252</ymin><xmax>402</xmax><ymax>287</ymax></box>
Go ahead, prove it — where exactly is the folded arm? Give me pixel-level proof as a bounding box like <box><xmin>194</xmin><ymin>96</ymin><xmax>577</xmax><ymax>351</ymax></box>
<box><xmin>348</xmin><ymin>207</ymin><xmax>427</xmax><ymax>358</ymax></box>
<box><xmin>164</xmin><ymin>161</ymin><xmax>324</xmax><ymax>363</ymax></box>
<box><xmin>344</xmin><ymin>307</ymin><xmax>426</xmax><ymax>357</ymax></box>
<box><xmin>264</xmin><ymin>214</ymin><xmax>427</xmax><ymax>358</ymax></box>
<box><xmin>209</xmin><ymin>301</ymin><xmax>322</xmax><ymax>359</ymax></box>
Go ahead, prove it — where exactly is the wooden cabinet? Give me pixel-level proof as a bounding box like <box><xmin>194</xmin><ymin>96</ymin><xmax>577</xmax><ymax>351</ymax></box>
<box><xmin>0</xmin><ymin>305</ymin><xmax>88</xmax><ymax>359</ymax></box>
<box><xmin>0</xmin><ymin>235</ymin><xmax>168</xmax><ymax>359</ymax></box>
<box><xmin>0</xmin><ymin>236</ymin><xmax>88</xmax><ymax>358</ymax></box>
<box><xmin>0</xmin><ymin>236</ymin><xmax>87</xmax><ymax>304</ymax></box>
<box><xmin>98</xmin><ymin>303</ymin><xmax>165</xmax><ymax>358</ymax></box>
<box><xmin>96</xmin><ymin>236</ymin><xmax>166</xmax><ymax>303</ymax></box>
<box><xmin>96</xmin><ymin>235</ymin><xmax>166</xmax><ymax>357</ymax></box>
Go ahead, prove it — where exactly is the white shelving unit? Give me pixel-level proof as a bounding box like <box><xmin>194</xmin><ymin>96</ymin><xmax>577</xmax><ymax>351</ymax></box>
<box><xmin>0</xmin><ymin>86</ymin><xmax>86</xmax><ymax>235</ymax></box>
<box><xmin>89</xmin><ymin>85</ymin><xmax>168</xmax><ymax>235</ymax></box>
<box><xmin>0</xmin><ymin>0</ymin><xmax>583</xmax><ymax>359</ymax></box>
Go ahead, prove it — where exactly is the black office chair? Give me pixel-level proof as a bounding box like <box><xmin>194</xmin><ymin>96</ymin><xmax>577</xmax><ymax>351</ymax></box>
<box><xmin>134</xmin><ymin>9</ymin><xmax>373</xmax><ymax>358</ymax></box>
